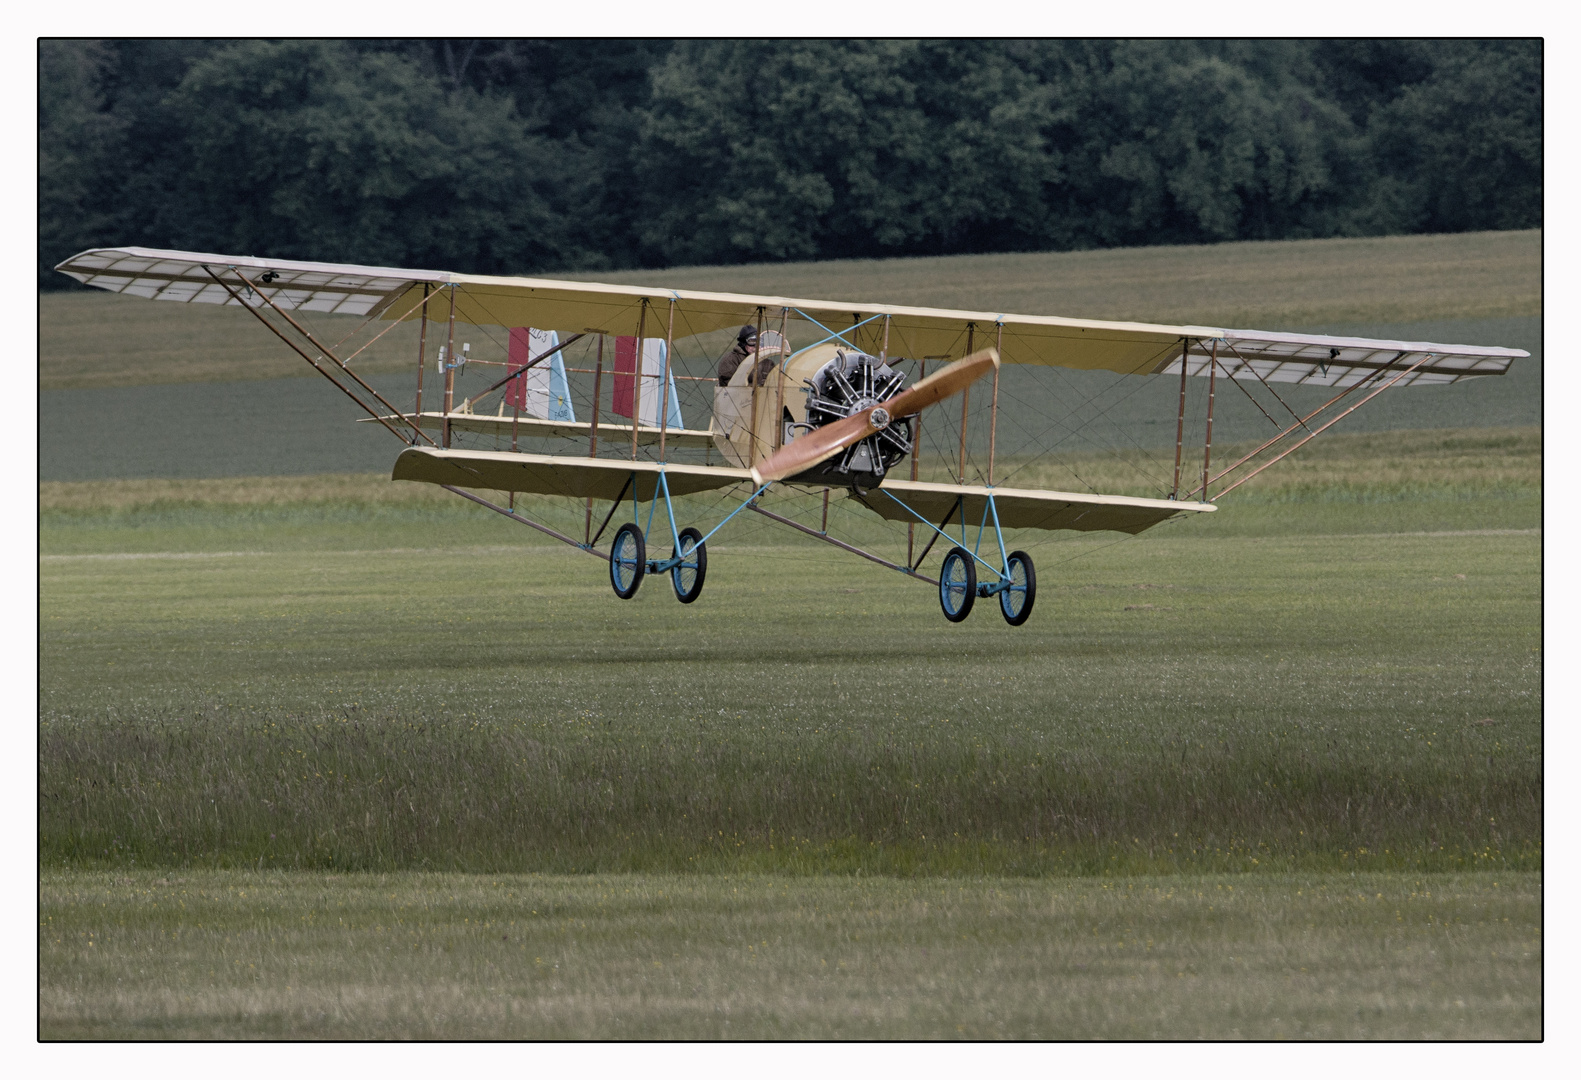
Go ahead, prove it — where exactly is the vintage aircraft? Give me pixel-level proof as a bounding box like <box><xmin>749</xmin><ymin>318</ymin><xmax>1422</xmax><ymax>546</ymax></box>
<box><xmin>55</xmin><ymin>246</ymin><xmax>1528</xmax><ymax>625</ymax></box>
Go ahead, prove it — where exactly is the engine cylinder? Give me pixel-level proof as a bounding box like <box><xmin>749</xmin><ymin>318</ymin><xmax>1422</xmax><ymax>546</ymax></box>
<box><xmin>791</xmin><ymin>349</ymin><xmax>913</xmax><ymax>488</ymax></box>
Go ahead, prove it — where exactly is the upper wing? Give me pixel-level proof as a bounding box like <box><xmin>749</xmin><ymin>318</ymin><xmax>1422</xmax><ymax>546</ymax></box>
<box><xmin>54</xmin><ymin>246</ymin><xmax>445</xmax><ymax>317</ymax></box>
<box><xmin>1152</xmin><ymin>329</ymin><xmax>1525</xmax><ymax>389</ymax></box>
<box><xmin>392</xmin><ymin>447</ymin><xmax>754</xmax><ymax>501</ymax></box>
<box><xmin>854</xmin><ymin>478</ymin><xmax>1215</xmax><ymax>536</ymax></box>
<box><xmin>57</xmin><ymin>246</ymin><xmax>1527</xmax><ymax>384</ymax></box>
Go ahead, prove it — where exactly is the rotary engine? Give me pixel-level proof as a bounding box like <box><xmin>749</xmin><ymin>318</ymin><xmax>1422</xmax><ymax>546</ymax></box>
<box><xmin>793</xmin><ymin>349</ymin><xmax>914</xmax><ymax>487</ymax></box>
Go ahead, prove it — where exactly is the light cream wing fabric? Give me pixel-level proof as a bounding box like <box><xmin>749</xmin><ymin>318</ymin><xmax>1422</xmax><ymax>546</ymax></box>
<box><xmin>391</xmin><ymin>448</ymin><xmax>754</xmax><ymax>502</ymax></box>
<box><xmin>854</xmin><ymin>478</ymin><xmax>1215</xmax><ymax>536</ymax></box>
<box><xmin>58</xmin><ymin>247</ymin><xmax>1527</xmax><ymax>383</ymax></box>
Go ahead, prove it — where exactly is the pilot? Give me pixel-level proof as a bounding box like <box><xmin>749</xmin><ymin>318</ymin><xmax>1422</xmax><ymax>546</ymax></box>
<box><xmin>716</xmin><ymin>324</ymin><xmax>758</xmax><ymax>385</ymax></box>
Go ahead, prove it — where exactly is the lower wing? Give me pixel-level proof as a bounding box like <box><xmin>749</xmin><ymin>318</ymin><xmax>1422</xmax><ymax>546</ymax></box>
<box><xmin>850</xmin><ymin>478</ymin><xmax>1215</xmax><ymax>535</ymax></box>
<box><xmin>392</xmin><ymin>447</ymin><xmax>755</xmax><ymax>501</ymax></box>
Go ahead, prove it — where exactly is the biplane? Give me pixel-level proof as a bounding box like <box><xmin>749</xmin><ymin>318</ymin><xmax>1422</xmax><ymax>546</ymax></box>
<box><xmin>55</xmin><ymin>247</ymin><xmax>1528</xmax><ymax>625</ymax></box>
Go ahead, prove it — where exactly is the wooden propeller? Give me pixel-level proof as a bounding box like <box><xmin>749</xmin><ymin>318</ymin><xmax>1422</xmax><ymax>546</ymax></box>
<box><xmin>750</xmin><ymin>347</ymin><xmax>1000</xmax><ymax>485</ymax></box>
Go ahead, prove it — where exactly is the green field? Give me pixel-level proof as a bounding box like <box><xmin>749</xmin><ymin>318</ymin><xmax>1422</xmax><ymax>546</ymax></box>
<box><xmin>37</xmin><ymin>436</ymin><xmax>1542</xmax><ymax>878</ymax></box>
<box><xmin>40</xmin><ymin>433</ymin><xmax>1543</xmax><ymax>1049</ymax></box>
<box><xmin>39</xmin><ymin>231</ymin><xmax>1542</xmax><ymax>1038</ymax></box>
<box><xmin>40</xmin><ymin>427</ymin><xmax>1540</xmax><ymax>1036</ymax></box>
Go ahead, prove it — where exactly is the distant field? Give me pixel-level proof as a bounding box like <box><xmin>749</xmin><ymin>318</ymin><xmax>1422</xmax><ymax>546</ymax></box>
<box><xmin>38</xmin><ymin>314</ymin><xmax>1540</xmax><ymax>483</ymax></box>
<box><xmin>40</xmin><ymin>869</ymin><xmax>1540</xmax><ymax>1039</ymax></box>
<box><xmin>578</xmin><ymin>229</ymin><xmax>1542</xmax><ymax>328</ymax></box>
<box><xmin>40</xmin><ymin>230</ymin><xmax>1539</xmax><ymax>391</ymax></box>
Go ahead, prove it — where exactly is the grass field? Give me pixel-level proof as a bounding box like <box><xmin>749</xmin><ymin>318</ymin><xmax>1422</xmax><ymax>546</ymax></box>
<box><xmin>578</xmin><ymin>229</ymin><xmax>1542</xmax><ymax>327</ymax></box>
<box><xmin>39</xmin><ymin>869</ymin><xmax>1540</xmax><ymax>1040</ymax></box>
<box><xmin>40</xmin><ymin>229</ymin><xmax>1538</xmax><ymax>391</ymax></box>
<box><xmin>38</xmin><ymin>231</ymin><xmax>1542</xmax><ymax>1039</ymax></box>
<box><xmin>40</xmin><ymin>428</ymin><xmax>1539</xmax><ymax>879</ymax></box>
<box><xmin>37</xmin><ymin>432</ymin><xmax>1543</xmax><ymax>1036</ymax></box>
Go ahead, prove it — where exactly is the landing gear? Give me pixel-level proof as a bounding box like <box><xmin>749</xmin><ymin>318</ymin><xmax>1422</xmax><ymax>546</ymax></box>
<box><xmin>609</xmin><ymin>522</ymin><xmax>645</xmax><ymax>599</ymax></box>
<box><xmin>999</xmin><ymin>550</ymin><xmax>1036</xmax><ymax>626</ymax></box>
<box><xmin>939</xmin><ymin>546</ymin><xmax>976</xmax><ymax>622</ymax></box>
<box><xmin>904</xmin><ymin>494</ymin><xmax>1035</xmax><ymax>627</ymax></box>
<box><xmin>671</xmin><ymin>527</ymin><xmax>707</xmax><ymax>604</ymax></box>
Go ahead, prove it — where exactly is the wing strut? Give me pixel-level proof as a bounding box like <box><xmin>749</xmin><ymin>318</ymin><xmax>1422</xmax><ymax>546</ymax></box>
<box><xmin>1180</xmin><ymin>363</ymin><xmax>1388</xmax><ymax>501</ymax></box>
<box><xmin>1171</xmin><ymin>338</ymin><xmax>1189</xmax><ymax>500</ymax></box>
<box><xmin>589</xmin><ymin>472</ymin><xmax>635</xmax><ymax>548</ymax></box>
<box><xmin>202</xmin><ymin>266</ymin><xmax>435</xmax><ymax>447</ymax></box>
<box><xmin>1209</xmin><ymin>351</ymin><xmax>1438</xmax><ymax>500</ymax></box>
<box><xmin>908</xmin><ymin>495</ymin><xmax>962</xmax><ymax>573</ymax></box>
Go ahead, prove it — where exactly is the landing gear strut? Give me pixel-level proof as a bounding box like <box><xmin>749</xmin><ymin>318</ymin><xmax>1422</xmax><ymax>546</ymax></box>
<box><xmin>606</xmin><ymin>470</ymin><xmax>767</xmax><ymax>603</ymax></box>
<box><xmin>888</xmin><ymin>491</ymin><xmax>1038</xmax><ymax>627</ymax></box>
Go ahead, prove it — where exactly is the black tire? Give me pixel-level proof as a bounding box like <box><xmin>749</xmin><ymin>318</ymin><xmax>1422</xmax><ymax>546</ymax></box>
<box><xmin>999</xmin><ymin>550</ymin><xmax>1036</xmax><ymax>626</ymax></box>
<box><xmin>609</xmin><ymin>522</ymin><xmax>645</xmax><ymax>599</ymax></box>
<box><xmin>939</xmin><ymin>546</ymin><xmax>976</xmax><ymax>622</ymax></box>
<box><xmin>671</xmin><ymin>527</ymin><xmax>707</xmax><ymax>604</ymax></box>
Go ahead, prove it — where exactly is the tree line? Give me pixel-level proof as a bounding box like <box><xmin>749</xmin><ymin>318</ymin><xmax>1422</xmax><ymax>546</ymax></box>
<box><xmin>39</xmin><ymin>39</ymin><xmax>1541</xmax><ymax>287</ymax></box>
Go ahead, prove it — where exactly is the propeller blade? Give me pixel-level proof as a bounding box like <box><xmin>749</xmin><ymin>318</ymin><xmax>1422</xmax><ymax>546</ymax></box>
<box><xmin>751</xmin><ymin>347</ymin><xmax>999</xmax><ymax>485</ymax></box>
<box><xmin>751</xmin><ymin>408</ymin><xmax>883</xmax><ymax>485</ymax></box>
<box><xmin>883</xmin><ymin>346</ymin><xmax>999</xmax><ymax>419</ymax></box>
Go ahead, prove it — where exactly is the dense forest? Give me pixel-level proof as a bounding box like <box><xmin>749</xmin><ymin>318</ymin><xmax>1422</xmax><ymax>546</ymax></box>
<box><xmin>39</xmin><ymin>39</ymin><xmax>1541</xmax><ymax>287</ymax></box>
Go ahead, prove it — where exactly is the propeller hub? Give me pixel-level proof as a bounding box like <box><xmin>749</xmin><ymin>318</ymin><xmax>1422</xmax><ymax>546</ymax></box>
<box><xmin>869</xmin><ymin>406</ymin><xmax>891</xmax><ymax>430</ymax></box>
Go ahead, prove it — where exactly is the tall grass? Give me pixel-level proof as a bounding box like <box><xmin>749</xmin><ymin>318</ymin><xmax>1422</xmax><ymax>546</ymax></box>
<box><xmin>39</xmin><ymin>700</ymin><xmax>1537</xmax><ymax>875</ymax></box>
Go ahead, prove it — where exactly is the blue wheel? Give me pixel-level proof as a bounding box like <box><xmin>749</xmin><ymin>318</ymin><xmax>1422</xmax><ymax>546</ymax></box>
<box><xmin>939</xmin><ymin>546</ymin><xmax>976</xmax><ymax>622</ymax></box>
<box><xmin>999</xmin><ymin>550</ymin><xmax>1036</xmax><ymax>626</ymax></box>
<box><xmin>671</xmin><ymin>527</ymin><xmax>707</xmax><ymax>604</ymax></box>
<box><xmin>609</xmin><ymin>522</ymin><xmax>645</xmax><ymax>599</ymax></box>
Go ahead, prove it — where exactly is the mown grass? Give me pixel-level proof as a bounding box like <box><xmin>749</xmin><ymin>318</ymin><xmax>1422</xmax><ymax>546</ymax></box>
<box><xmin>39</xmin><ymin>868</ymin><xmax>1540</xmax><ymax>1039</ymax></box>
<box><xmin>39</xmin><ymin>428</ymin><xmax>1540</xmax><ymax>877</ymax></box>
<box><xmin>42</xmin><ymin>230</ymin><xmax>1538</xmax><ymax>390</ymax></box>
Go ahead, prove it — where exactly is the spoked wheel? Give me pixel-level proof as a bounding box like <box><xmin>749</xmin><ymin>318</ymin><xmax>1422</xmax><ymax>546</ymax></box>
<box><xmin>671</xmin><ymin>527</ymin><xmax>707</xmax><ymax>604</ymax></box>
<box><xmin>939</xmin><ymin>546</ymin><xmax>976</xmax><ymax>622</ymax></box>
<box><xmin>609</xmin><ymin>522</ymin><xmax>646</xmax><ymax>599</ymax></box>
<box><xmin>999</xmin><ymin>550</ymin><xmax>1036</xmax><ymax>626</ymax></box>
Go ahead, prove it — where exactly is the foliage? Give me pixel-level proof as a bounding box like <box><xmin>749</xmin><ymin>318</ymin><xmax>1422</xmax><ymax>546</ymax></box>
<box><xmin>39</xmin><ymin>39</ymin><xmax>1542</xmax><ymax>286</ymax></box>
